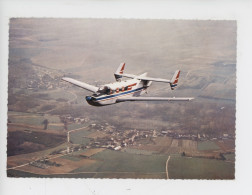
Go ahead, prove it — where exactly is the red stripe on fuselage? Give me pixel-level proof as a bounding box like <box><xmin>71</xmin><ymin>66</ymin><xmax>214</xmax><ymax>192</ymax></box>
<box><xmin>96</xmin><ymin>88</ymin><xmax>144</xmax><ymax>102</ymax></box>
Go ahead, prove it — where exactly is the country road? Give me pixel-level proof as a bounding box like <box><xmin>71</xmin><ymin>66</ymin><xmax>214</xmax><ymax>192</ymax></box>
<box><xmin>7</xmin><ymin>153</ymin><xmax>67</xmax><ymax>170</ymax></box>
<box><xmin>67</xmin><ymin>90</ymin><xmax>78</xmax><ymax>104</ymax></box>
<box><xmin>166</xmin><ymin>155</ymin><xmax>171</xmax><ymax>179</ymax></box>
<box><xmin>7</xmin><ymin>125</ymin><xmax>89</xmax><ymax>170</ymax></box>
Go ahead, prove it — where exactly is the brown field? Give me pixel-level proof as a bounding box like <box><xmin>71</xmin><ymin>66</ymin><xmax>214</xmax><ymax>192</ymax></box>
<box><xmin>16</xmin><ymin>158</ymin><xmax>97</xmax><ymax>175</ymax></box>
<box><xmin>7</xmin><ymin>143</ymin><xmax>67</xmax><ymax>168</ymax></box>
<box><xmin>8</xmin><ymin>123</ymin><xmax>44</xmax><ymax>131</ymax></box>
<box><xmin>79</xmin><ymin>148</ymin><xmax>105</xmax><ymax>157</ymax></box>
<box><xmin>184</xmin><ymin>151</ymin><xmax>225</xmax><ymax>160</ymax></box>
<box><xmin>8</xmin><ymin>123</ymin><xmax>65</xmax><ymax>135</ymax></box>
<box><xmin>215</xmin><ymin>140</ymin><xmax>235</xmax><ymax>152</ymax></box>
<box><xmin>131</xmin><ymin>137</ymin><xmax>198</xmax><ymax>154</ymax></box>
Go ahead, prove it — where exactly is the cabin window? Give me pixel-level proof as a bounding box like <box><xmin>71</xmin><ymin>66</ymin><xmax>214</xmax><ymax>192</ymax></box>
<box><xmin>98</xmin><ymin>86</ymin><xmax>111</xmax><ymax>95</ymax></box>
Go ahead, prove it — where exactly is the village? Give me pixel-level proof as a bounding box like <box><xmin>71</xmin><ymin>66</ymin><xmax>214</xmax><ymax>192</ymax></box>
<box><xmin>57</xmin><ymin>114</ymin><xmax>235</xmax><ymax>155</ymax></box>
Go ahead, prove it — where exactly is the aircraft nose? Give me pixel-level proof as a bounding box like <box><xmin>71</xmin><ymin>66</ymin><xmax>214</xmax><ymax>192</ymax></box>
<box><xmin>86</xmin><ymin>96</ymin><xmax>93</xmax><ymax>101</ymax></box>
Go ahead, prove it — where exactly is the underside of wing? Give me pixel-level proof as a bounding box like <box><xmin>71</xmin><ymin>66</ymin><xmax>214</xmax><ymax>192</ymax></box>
<box><xmin>62</xmin><ymin>77</ymin><xmax>99</xmax><ymax>93</ymax></box>
<box><xmin>115</xmin><ymin>74</ymin><xmax>171</xmax><ymax>83</ymax></box>
<box><xmin>116</xmin><ymin>97</ymin><xmax>194</xmax><ymax>102</ymax></box>
<box><xmin>135</xmin><ymin>76</ymin><xmax>171</xmax><ymax>83</ymax></box>
<box><xmin>115</xmin><ymin>73</ymin><xmax>137</xmax><ymax>79</ymax></box>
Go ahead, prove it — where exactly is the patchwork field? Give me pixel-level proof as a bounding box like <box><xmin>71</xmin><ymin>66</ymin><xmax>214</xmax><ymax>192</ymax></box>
<box><xmin>7</xmin><ymin>19</ymin><xmax>236</xmax><ymax>179</ymax></box>
<box><xmin>79</xmin><ymin>148</ymin><xmax>105</xmax><ymax>157</ymax></box>
<box><xmin>70</xmin><ymin>149</ymin><xmax>168</xmax><ymax>177</ymax></box>
<box><xmin>169</xmin><ymin>156</ymin><xmax>235</xmax><ymax>179</ymax></box>
<box><xmin>69</xmin><ymin>129</ymin><xmax>93</xmax><ymax>145</ymax></box>
<box><xmin>7</xmin><ymin>131</ymin><xmax>66</xmax><ymax>156</ymax></box>
<box><xmin>16</xmin><ymin>158</ymin><xmax>97</xmax><ymax>175</ymax></box>
<box><xmin>131</xmin><ymin>137</ymin><xmax>198</xmax><ymax>154</ymax></box>
<box><xmin>7</xmin><ymin>143</ymin><xmax>67</xmax><ymax>168</ymax></box>
<box><xmin>197</xmin><ymin>141</ymin><xmax>220</xmax><ymax>151</ymax></box>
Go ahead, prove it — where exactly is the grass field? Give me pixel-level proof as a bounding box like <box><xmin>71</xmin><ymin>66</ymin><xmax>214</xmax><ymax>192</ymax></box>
<box><xmin>71</xmin><ymin>149</ymin><xmax>168</xmax><ymax>176</ymax></box>
<box><xmin>7</xmin><ymin>169</ymin><xmax>166</xmax><ymax>179</ymax></box>
<box><xmin>8</xmin><ymin>114</ymin><xmax>45</xmax><ymax>126</ymax></box>
<box><xmin>79</xmin><ymin>148</ymin><xmax>105</xmax><ymax>157</ymax></box>
<box><xmin>7</xmin><ymin>131</ymin><xmax>66</xmax><ymax>156</ymax></box>
<box><xmin>60</xmin><ymin>154</ymin><xmax>82</xmax><ymax>161</ymax></box>
<box><xmin>7</xmin><ymin>169</ymin><xmax>96</xmax><ymax>178</ymax></box>
<box><xmin>8</xmin><ymin>111</ymin><xmax>61</xmax><ymax>127</ymax></box>
<box><xmin>169</xmin><ymin>156</ymin><xmax>234</xmax><ymax>179</ymax></box>
<box><xmin>68</xmin><ymin>123</ymin><xmax>87</xmax><ymax>130</ymax></box>
<box><xmin>47</xmin><ymin>124</ymin><xmax>64</xmax><ymax>130</ymax></box>
<box><xmin>70</xmin><ymin>129</ymin><xmax>93</xmax><ymax>144</ymax></box>
<box><xmin>197</xmin><ymin>141</ymin><xmax>220</xmax><ymax>151</ymax></box>
<box><xmin>122</xmin><ymin>148</ymin><xmax>154</xmax><ymax>155</ymax></box>
<box><xmin>224</xmin><ymin>153</ymin><xmax>235</xmax><ymax>162</ymax></box>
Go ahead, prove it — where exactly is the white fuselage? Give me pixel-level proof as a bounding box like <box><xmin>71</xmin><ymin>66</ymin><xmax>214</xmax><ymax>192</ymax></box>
<box><xmin>85</xmin><ymin>78</ymin><xmax>148</xmax><ymax>106</ymax></box>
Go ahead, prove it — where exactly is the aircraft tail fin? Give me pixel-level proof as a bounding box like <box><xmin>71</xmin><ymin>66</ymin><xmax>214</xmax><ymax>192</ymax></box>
<box><xmin>114</xmin><ymin>62</ymin><xmax>125</xmax><ymax>81</ymax></box>
<box><xmin>170</xmin><ymin>70</ymin><xmax>180</xmax><ymax>90</ymax></box>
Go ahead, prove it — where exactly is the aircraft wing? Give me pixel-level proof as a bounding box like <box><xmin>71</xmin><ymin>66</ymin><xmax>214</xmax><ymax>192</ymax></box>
<box><xmin>116</xmin><ymin>97</ymin><xmax>194</xmax><ymax>102</ymax></box>
<box><xmin>135</xmin><ymin>76</ymin><xmax>171</xmax><ymax>83</ymax></box>
<box><xmin>62</xmin><ymin>77</ymin><xmax>99</xmax><ymax>93</ymax></box>
<box><xmin>117</xmin><ymin>73</ymin><xmax>138</xmax><ymax>79</ymax></box>
<box><xmin>116</xmin><ymin>74</ymin><xmax>171</xmax><ymax>83</ymax></box>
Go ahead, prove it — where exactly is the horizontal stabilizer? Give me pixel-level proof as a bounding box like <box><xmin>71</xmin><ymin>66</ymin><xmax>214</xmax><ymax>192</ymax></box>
<box><xmin>62</xmin><ymin>77</ymin><xmax>99</xmax><ymax>93</ymax></box>
<box><xmin>116</xmin><ymin>97</ymin><xmax>194</xmax><ymax>102</ymax></box>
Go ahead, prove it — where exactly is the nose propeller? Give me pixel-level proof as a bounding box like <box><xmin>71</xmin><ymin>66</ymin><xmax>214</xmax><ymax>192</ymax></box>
<box><xmin>85</xmin><ymin>96</ymin><xmax>93</xmax><ymax>101</ymax></box>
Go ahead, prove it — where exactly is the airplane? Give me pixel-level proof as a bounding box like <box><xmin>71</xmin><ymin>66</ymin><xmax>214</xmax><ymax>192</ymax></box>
<box><xmin>62</xmin><ymin>63</ymin><xmax>194</xmax><ymax>106</ymax></box>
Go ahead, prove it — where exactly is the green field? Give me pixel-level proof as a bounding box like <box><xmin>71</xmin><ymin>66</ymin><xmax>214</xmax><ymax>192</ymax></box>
<box><xmin>68</xmin><ymin>123</ymin><xmax>87</xmax><ymax>130</ymax></box>
<box><xmin>7</xmin><ymin>131</ymin><xmax>66</xmax><ymax>156</ymax></box>
<box><xmin>8</xmin><ymin>114</ymin><xmax>45</xmax><ymax>126</ymax></box>
<box><xmin>71</xmin><ymin>149</ymin><xmax>168</xmax><ymax>175</ymax></box>
<box><xmin>8</xmin><ymin>112</ymin><xmax>61</xmax><ymax>127</ymax></box>
<box><xmin>69</xmin><ymin>129</ymin><xmax>93</xmax><ymax>144</ymax></box>
<box><xmin>8</xmin><ymin>111</ymin><xmax>41</xmax><ymax>116</ymax></box>
<box><xmin>169</xmin><ymin>156</ymin><xmax>234</xmax><ymax>179</ymax></box>
<box><xmin>197</xmin><ymin>141</ymin><xmax>220</xmax><ymax>151</ymax></box>
<box><xmin>47</xmin><ymin>124</ymin><xmax>64</xmax><ymax>130</ymax></box>
<box><xmin>7</xmin><ymin>169</ymin><xmax>96</xmax><ymax>178</ymax></box>
<box><xmin>224</xmin><ymin>153</ymin><xmax>235</xmax><ymax>162</ymax></box>
<box><xmin>44</xmin><ymin>115</ymin><xmax>61</xmax><ymax>123</ymax></box>
<box><xmin>122</xmin><ymin>148</ymin><xmax>154</xmax><ymax>155</ymax></box>
<box><xmin>7</xmin><ymin>169</ymin><xmax>166</xmax><ymax>179</ymax></box>
<box><xmin>60</xmin><ymin>149</ymin><xmax>93</xmax><ymax>161</ymax></box>
<box><xmin>60</xmin><ymin>154</ymin><xmax>82</xmax><ymax>161</ymax></box>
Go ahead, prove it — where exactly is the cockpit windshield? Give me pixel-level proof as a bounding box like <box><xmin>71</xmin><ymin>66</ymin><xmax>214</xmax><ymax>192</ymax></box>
<box><xmin>97</xmin><ymin>86</ymin><xmax>111</xmax><ymax>95</ymax></box>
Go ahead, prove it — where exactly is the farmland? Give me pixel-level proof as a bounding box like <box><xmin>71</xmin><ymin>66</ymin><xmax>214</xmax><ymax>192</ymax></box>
<box><xmin>71</xmin><ymin>149</ymin><xmax>168</xmax><ymax>175</ymax></box>
<box><xmin>197</xmin><ymin>141</ymin><xmax>220</xmax><ymax>151</ymax></box>
<box><xmin>7</xmin><ymin>19</ymin><xmax>236</xmax><ymax>179</ymax></box>
<box><xmin>7</xmin><ymin>131</ymin><xmax>65</xmax><ymax>156</ymax></box>
<box><xmin>169</xmin><ymin>156</ymin><xmax>235</xmax><ymax>179</ymax></box>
